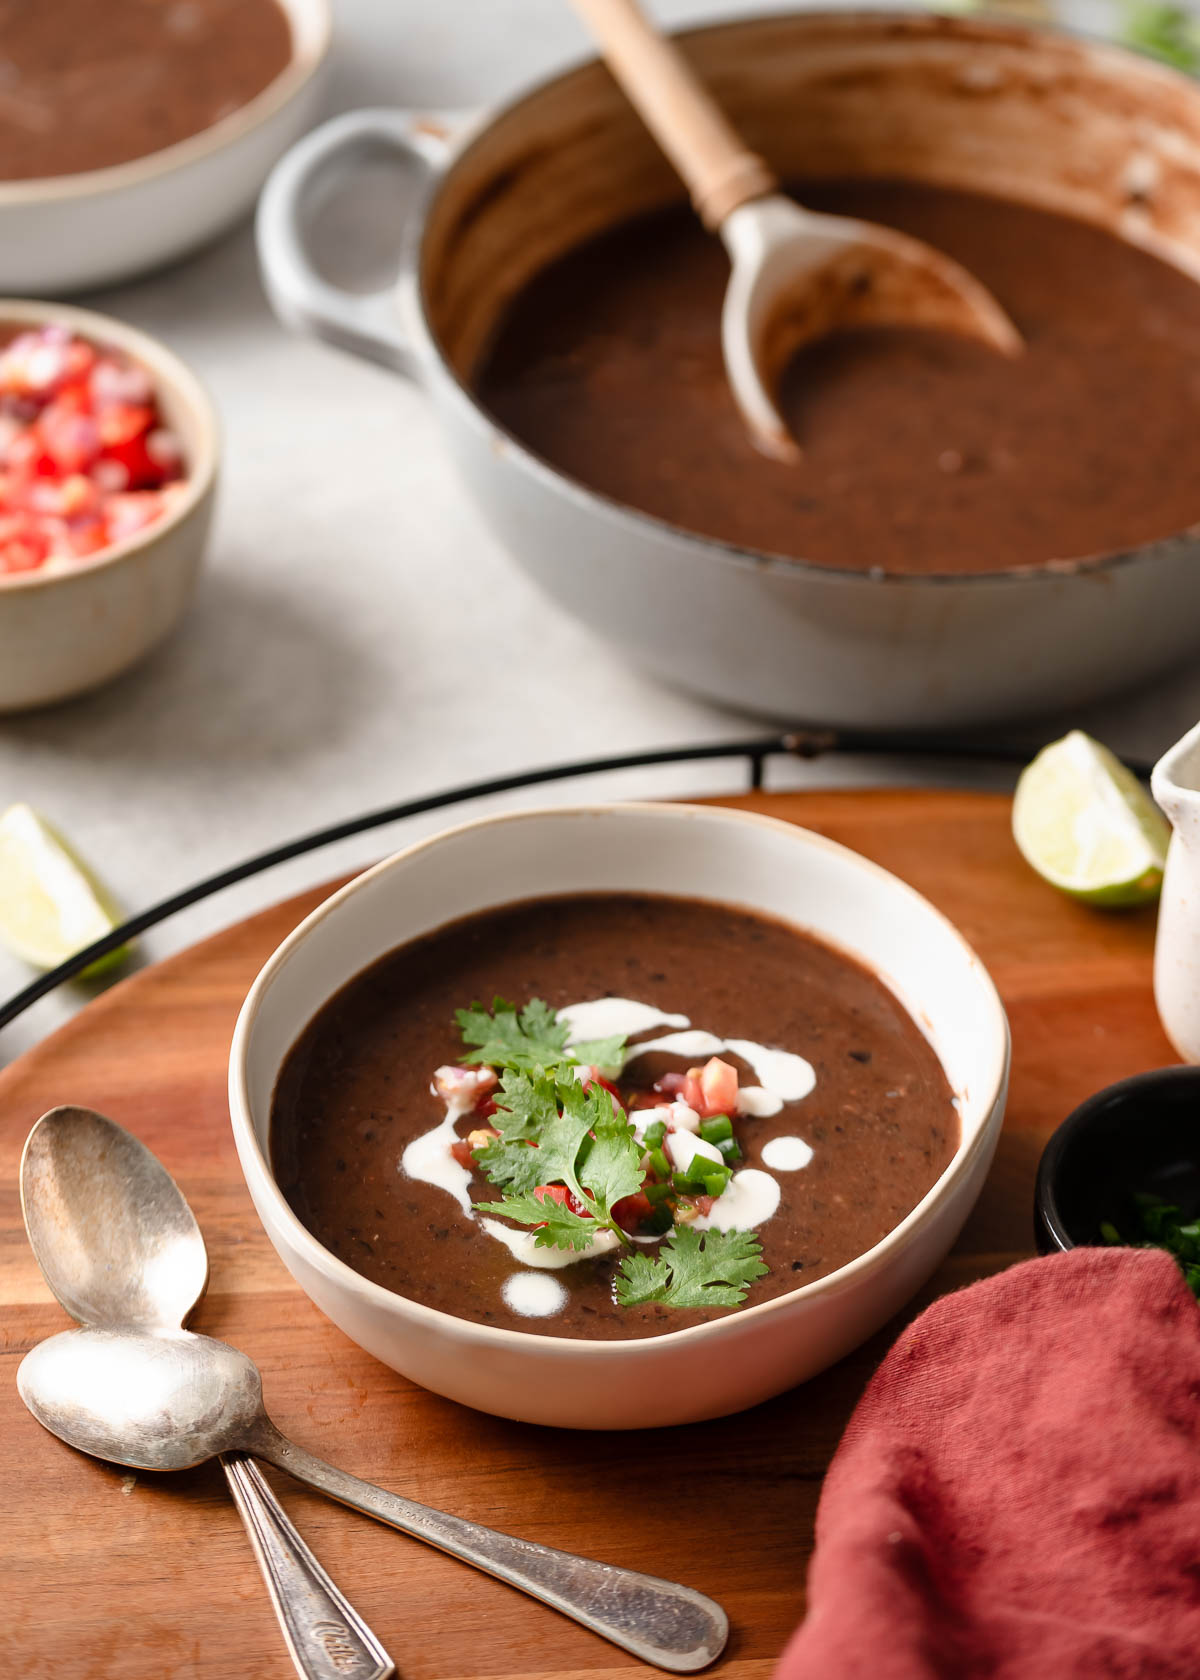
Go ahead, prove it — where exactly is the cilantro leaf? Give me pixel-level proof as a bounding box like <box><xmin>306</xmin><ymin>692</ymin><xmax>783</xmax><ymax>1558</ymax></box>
<box><xmin>475</xmin><ymin>1076</ymin><xmax>622</xmax><ymax>1204</ymax></box>
<box><xmin>614</xmin><ymin>1226</ymin><xmax>768</xmax><ymax>1309</ymax></box>
<box><xmin>534</xmin><ymin>1095</ymin><xmax>600</xmax><ymax>1193</ymax></box>
<box><xmin>491</xmin><ymin>1069</ymin><xmax>550</xmax><ymax>1138</ymax></box>
<box><xmin>565</xmin><ymin>1033</ymin><xmax>628</xmax><ymax>1071</ymax></box>
<box><xmin>1121</xmin><ymin>0</ymin><xmax>1200</xmax><ymax>69</ymax></box>
<box><xmin>570</xmin><ymin>1085</ymin><xmax>644</xmax><ymax>1213</ymax></box>
<box><xmin>455</xmin><ymin>997</ymin><xmax>629</xmax><ymax>1078</ymax></box>
<box><xmin>474</xmin><ymin>1137</ymin><xmax>543</xmax><ymax>1195</ymax></box>
<box><xmin>456</xmin><ymin>997</ymin><xmax>574</xmax><ymax>1072</ymax></box>
<box><xmin>613</xmin><ymin>1249</ymin><xmax>672</xmax><ymax>1304</ymax></box>
<box><xmin>473</xmin><ymin>1074</ymin><xmax>644</xmax><ymax>1244</ymax></box>
<box><xmin>472</xmin><ymin>1070</ymin><xmax>557</xmax><ymax>1193</ymax></box>
<box><xmin>475</xmin><ymin>1192</ymin><xmax>600</xmax><ymax>1251</ymax></box>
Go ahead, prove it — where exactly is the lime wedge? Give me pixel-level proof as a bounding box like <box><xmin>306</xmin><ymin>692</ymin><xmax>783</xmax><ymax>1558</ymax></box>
<box><xmin>0</xmin><ymin>804</ymin><xmax>128</xmax><ymax>973</ymax></box>
<box><xmin>1012</xmin><ymin>731</ymin><xmax>1169</xmax><ymax>907</ymax></box>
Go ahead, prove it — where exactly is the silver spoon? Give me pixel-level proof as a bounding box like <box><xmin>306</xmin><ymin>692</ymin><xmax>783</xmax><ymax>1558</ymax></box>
<box><xmin>18</xmin><ymin>1107</ymin><xmax>728</xmax><ymax>1673</ymax></box>
<box><xmin>570</xmin><ymin>0</ymin><xmax>1022</xmax><ymax>458</ymax></box>
<box><xmin>20</xmin><ymin>1106</ymin><xmax>394</xmax><ymax>1680</ymax></box>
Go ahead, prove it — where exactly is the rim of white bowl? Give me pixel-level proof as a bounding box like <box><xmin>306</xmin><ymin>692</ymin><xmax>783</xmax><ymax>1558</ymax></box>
<box><xmin>0</xmin><ymin>0</ymin><xmax>332</xmax><ymax>207</ymax></box>
<box><xmin>229</xmin><ymin>801</ymin><xmax>1011</xmax><ymax>1355</ymax></box>
<box><xmin>0</xmin><ymin>299</ymin><xmax>219</xmax><ymax>594</ymax></box>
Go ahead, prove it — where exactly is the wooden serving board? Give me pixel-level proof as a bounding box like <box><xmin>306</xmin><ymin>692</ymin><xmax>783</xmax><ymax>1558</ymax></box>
<box><xmin>0</xmin><ymin>790</ymin><xmax>1174</xmax><ymax>1680</ymax></box>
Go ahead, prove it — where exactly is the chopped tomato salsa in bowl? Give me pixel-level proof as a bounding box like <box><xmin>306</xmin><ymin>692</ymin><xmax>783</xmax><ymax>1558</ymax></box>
<box><xmin>0</xmin><ymin>301</ymin><xmax>217</xmax><ymax>712</ymax></box>
<box><xmin>0</xmin><ymin>324</ymin><xmax>188</xmax><ymax>577</ymax></box>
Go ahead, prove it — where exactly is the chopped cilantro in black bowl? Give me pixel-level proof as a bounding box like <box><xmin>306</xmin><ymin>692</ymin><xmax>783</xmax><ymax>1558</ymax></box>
<box><xmin>1035</xmin><ymin>1066</ymin><xmax>1200</xmax><ymax>1290</ymax></box>
<box><xmin>1097</xmin><ymin>1192</ymin><xmax>1200</xmax><ymax>1297</ymax></box>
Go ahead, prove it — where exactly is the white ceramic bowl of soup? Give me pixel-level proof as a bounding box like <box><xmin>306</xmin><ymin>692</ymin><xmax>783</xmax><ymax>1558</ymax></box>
<box><xmin>0</xmin><ymin>0</ymin><xmax>331</xmax><ymax>294</ymax></box>
<box><xmin>229</xmin><ymin>802</ymin><xmax>1010</xmax><ymax>1430</ymax></box>
<box><xmin>0</xmin><ymin>299</ymin><xmax>218</xmax><ymax>711</ymax></box>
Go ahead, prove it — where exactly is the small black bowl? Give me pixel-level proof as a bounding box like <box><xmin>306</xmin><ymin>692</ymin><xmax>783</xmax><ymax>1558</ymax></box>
<box><xmin>1035</xmin><ymin>1065</ymin><xmax>1200</xmax><ymax>1254</ymax></box>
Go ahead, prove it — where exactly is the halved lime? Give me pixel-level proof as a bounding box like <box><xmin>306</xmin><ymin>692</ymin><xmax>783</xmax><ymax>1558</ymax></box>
<box><xmin>0</xmin><ymin>804</ymin><xmax>128</xmax><ymax>973</ymax></box>
<box><xmin>1012</xmin><ymin>731</ymin><xmax>1169</xmax><ymax>907</ymax></box>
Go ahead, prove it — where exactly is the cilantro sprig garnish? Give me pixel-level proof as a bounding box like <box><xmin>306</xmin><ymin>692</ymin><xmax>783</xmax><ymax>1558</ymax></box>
<box><xmin>1121</xmin><ymin>0</ymin><xmax>1200</xmax><ymax>70</ymax></box>
<box><xmin>615</xmin><ymin>1226</ymin><xmax>768</xmax><ymax>1309</ymax></box>
<box><xmin>455</xmin><ymin>996</ymin><xmax>771</xmax><ymax>1311</ymax></box>
<box><xmin>474</xmin><ymin>1074</ymin><xmax>643</xmax><ymax>1249</ymax></box>
<box><xmin>456</xmin><ymin>997</ymin><xmax>624</xmax><ymax>1075</ymax></box>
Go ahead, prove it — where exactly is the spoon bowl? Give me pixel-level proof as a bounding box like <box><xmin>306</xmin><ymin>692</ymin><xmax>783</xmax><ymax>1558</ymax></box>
<box><xmin>19</xmin><ymin>1328</ymin><xmax>266</xmax><ymax>1472</ymax></box>
<box><xmin>570</xmin><ymin>0</ymin><xmax>1021</xmax><ymax>456</ymax></box>
<box><xmin>721</xmin><ymin>197</ymin><xmax>1023</xmax><ymax>458</ymax></box>
<box><xmin>21</xmin><ymin>1104</ymin><xmax>208</xmax><ymax>1331</ymax></box>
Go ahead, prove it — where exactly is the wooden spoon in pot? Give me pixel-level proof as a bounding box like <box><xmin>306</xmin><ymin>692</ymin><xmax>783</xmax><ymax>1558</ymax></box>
<box><xmin>570</xmin><ymin>0</ymin><xmax>1023</xmax><ymax>458</ymax></box>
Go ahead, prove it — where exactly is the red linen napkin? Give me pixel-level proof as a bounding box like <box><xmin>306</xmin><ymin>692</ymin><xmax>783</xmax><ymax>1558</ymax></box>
<box><xmin>776</xmin><ymin>1248</ymin><xmax>1200</xmax><ymax>1680</ymax></box>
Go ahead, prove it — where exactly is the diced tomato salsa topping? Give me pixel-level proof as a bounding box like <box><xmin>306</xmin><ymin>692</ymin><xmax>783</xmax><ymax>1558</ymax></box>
<box><xmin>433</xmin><ymin>1064</ymin><xmax>498</xmax><ymax>1107</ymax></box>
<box><xmin>449</xmin><ymin>1124</ymin><xmax>499</xmax><ymax>1169</ymax></box>
<box><xmin>611</xmin><ymin>1191</ymin><xmax>655</xmax><ymax>1233</ymax></box>
<box><xmin>579</xmin><ymin>1067</ymin><xmax>622</xmax><ymax>1103</ymax></box>
<box><xmin>698</xmin><ymin>1056</ymin><xmax>740</xmax><ymax>1116</ymax></box>
<box><xmin>0</xmin><ymin>326</ymin><xmax>186</xmax><ymax>577</ymax></box>
<box><xmin>533</xmin><ymin>1183</ymin><xmax>592</xmax><ymax>1219</ymax></box>
<box><xmin>653</xmin><ymin>1056</ymin><xmax>738</xmax><ymax>1119</ymax></box>
<box><xmin>446</xmin><ymin>1049</ymin><xmax>746</xmax><ymax>1242</ymax></box>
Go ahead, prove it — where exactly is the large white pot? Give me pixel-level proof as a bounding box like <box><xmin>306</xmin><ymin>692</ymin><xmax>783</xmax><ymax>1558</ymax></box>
<box><xmin>258</xmin><ymin>11</ymin><xmax>1200</xmax><ymax>729</ymax></box>
<box><xmin>229</xmin><ymin>802</ymin><xmax>1009</xmax><ymax>1430</ymax></box>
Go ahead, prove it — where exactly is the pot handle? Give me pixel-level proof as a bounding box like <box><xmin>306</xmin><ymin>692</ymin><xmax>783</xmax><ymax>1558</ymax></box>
<box><xmin>256</xmin><ymin>108</ymin><xmax>455</xmax><ymax>379</ymax></box>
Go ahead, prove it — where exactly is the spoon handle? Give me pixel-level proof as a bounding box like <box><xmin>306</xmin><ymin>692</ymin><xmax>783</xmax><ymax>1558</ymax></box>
<box><xmin>570</xmin><ymin>0</ymin><xmax>776</xmax><ymax>228</ymax></box>
<box><xmin>253</xmin><ymin>1427</ymin><xmax>727</xmax><ymax>1673</ymax></box>
<box><xmin>223</xmin><ymin>1453</ymin><xmax>396</xmax><ymax>1680</ymax></box>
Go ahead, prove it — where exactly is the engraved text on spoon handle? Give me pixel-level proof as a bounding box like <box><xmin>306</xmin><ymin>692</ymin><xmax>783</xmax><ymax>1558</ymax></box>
<box><xmin>223</xmin><ymin>1453</ymin><xmax>395</xmax><ymax>1680</ymax></box>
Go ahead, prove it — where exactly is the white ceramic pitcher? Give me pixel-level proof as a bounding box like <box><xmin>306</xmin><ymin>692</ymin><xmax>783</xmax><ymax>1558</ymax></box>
<box><xmin>1152</xmin><ymin>720</ymin><xmax>1200</xmax><ymax>1062</ymax></box>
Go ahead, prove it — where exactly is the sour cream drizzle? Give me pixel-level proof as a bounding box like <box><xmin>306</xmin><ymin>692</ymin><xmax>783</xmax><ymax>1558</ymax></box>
<box><xmin>480</xmin><ymin>1216</ymin><xmax>620</xmax><ymax>1269</ymax></box>
<box><xmin>622</xmin><ymin>1028</ymin><xmax>815</xmax><ymax>1114</ymax></box>
<box><xmin>400</xmin><ymin>1101</ymin><xmax>475</xmax><ymax>1216</ymax></box>
<box><xmin>401</xmin><ymin>995</ymin><xmax>817</xmax><ymax>1315</ymax></box>
<box><xmin>761</xmin><ymin>1135</ymin><xmax>815</xmax><ymax>1172</ymax></box>
<box><xmin>564</xmin><ymin>998</ymin><xmax>817</xmax><ymax>1115</ymax></box>
<box><xmin>503</xmin><ymin>1272</ymin><xmax>567</xmax><ymax>1317</ymax></box>
<box><xmin>559</xmin><ymin>997</ymin><xmax>688</xmax><ymax>1044</ymax></box>
<box><xmin>695</xmin><ymin>1169</ymin><xmax>781</xmax><ymax>1232</ymax></box>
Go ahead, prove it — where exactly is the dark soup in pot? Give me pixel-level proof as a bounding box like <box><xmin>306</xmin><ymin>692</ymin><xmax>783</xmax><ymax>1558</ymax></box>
<box><xmin>270</xmin><ymin>892</ymin><xmax>959</xmax><ymax>1341</ymax></box>
<box><xmin>474</xmin><ymin>178</ymin><xmax>1200</xmax><ymax>576</ymax></box>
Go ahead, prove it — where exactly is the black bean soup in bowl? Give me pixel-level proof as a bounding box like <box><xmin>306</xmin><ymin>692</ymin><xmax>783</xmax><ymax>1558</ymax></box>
<box><xmin>229</xmin><ymin>804</ymin><xmax>1011</xmax><ymax>1428</ymax></box>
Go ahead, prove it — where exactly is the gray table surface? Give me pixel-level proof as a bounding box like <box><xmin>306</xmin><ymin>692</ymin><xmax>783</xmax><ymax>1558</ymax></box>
<box><xmin>2</xmin><ymin>0</ymin><xmax>1197</xmax><ymax>1063</ymax></box>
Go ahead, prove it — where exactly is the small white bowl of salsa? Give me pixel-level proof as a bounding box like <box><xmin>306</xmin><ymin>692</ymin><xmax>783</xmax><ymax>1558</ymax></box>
<box><xmin>0</xmin><ymin>299</ymin><xmax>218</xmax><ymax>711</ymax></box>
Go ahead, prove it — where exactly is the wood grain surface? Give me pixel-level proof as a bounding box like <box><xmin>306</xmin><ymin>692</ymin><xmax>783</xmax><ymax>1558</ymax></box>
<box><xmin>0</xmin><ymin>790</ymin><xmax>1175</xmax><ymax>1680</ymax></box>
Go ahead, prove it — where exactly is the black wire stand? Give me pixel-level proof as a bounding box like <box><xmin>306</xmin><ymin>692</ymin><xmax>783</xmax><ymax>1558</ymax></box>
<box><xmin>0</xmin><ymin>727</ymin><xmax>1154</xmax><ymax>1036</ymax></box>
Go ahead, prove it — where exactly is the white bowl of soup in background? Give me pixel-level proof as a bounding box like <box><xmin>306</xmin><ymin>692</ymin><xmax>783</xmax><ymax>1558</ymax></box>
<box><xmin>229</xmin><ymin>802</ymin><xmax>1010</xmax><ymax>1430</ymax></box>
<box><xmin>0</xmin><ymin>0</ymin><xmax>331</xmax><ymax>294</ymax></box>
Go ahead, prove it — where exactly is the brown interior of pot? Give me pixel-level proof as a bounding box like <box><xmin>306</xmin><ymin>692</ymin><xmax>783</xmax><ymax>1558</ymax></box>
<box><xmin>419</xmin><ymin>9</ymin><xmax>1200</xmax><ymax>382</ymax></box>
